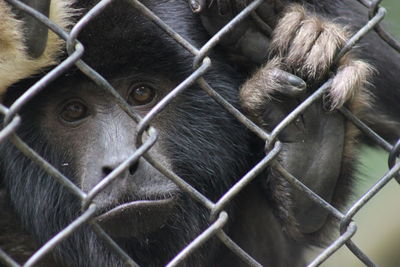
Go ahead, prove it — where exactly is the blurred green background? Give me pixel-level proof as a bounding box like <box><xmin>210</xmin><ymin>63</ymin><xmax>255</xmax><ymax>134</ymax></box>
<box><xmin>310</xmin><ymin>1</ymin><xmax>400</xmax><ymax>266</ymax></box>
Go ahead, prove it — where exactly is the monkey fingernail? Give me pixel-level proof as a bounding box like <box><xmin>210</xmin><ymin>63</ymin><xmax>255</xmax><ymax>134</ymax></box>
<box><xmin>322</xmin><ymin>94</ymin><xmax>335</xmax><ymax>112</ymax></box>
<box><xmin>286</xmin><ymin>74</ymin><xmax>306</xmax><ymax>90</ymax></box>
<box><xmin>188</xmin><ymin>0</ymin><xmax>205</xmax><ymax>13</ymax></box>
<box><xmin>272</xmin><ymin>68</ymin><xmax>306</xmax><ymax>97</ymax></box>
<box><xmin>280</xmin><ymin>84</ymin><xmax>306</xmax><ymax>98</ymax></box>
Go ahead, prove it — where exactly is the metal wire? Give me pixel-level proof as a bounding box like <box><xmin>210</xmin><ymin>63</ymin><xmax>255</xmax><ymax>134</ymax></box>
<box><xmin>0</xmin><ymin>0</ymin><xmax>399</xmax><ymax>266</ymax></box>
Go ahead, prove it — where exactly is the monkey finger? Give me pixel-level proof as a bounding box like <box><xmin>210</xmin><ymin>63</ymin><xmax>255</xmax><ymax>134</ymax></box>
<box><xmin>270</xmin><ymin>5</ymin><xmax>305</xmax><ymax>58</ymax></box>
<box><xmin>270</xmin><ymin>68</ymin><xmax>307</xmax><ymax>98</ymax></box>
<box><xmin>188</xmin><ymin>0</ymin><xmax>206</xmax><ymax>13</ymax></box>
<box><xmin>189</xmin><ymin>0</ymin><xmax>248</xmax><ymax>14</ymax></box>
<box><xmin>284</xmin><ymin>17</ymin><xmax>323</xmax><ymax>76</ymax></box>
<box><xmin>303</xmin><ymin>23</ymin><xmax>348</xmax><ymax>81</ymax></box>
<box><xmin>239</xmin><ymin>60</ymin><xmax>307</xmax><ymax>142</ymax></box>
<box><xmin>327</xmin><ymin>57</ymin><xmax>373</xmax><ymax>110</ymax></box>
<box><xmin>240</xmin><ymin>58</ymin><xmax>306</xmax><ymax>114</ymax></box>
<box><xmin>189</xmin><ymin>0</ymin><xmax>234</xmax><ymax>15</ymax></box>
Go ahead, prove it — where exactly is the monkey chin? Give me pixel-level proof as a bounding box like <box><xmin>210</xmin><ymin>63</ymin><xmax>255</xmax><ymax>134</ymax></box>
<box><xmin>96</xmin><ymin>196</ymin><xmax>177</xmax><ymax>238</ymax></box>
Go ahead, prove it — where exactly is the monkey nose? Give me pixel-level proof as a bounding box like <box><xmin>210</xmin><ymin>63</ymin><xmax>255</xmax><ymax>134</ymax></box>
<box><xmin>101</xmin><ymin>160</ymin><xmax>139</xmax><ymax>178</ymax></box>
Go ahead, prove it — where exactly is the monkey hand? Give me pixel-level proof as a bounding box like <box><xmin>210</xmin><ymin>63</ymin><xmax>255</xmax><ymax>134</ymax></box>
<box><xmin>270</xmin><ymin>4</ymin><xmax>373</xmax><ymax>110</ymax></box>
<box><xmin>240</xmin><ymin>58</ymin><xmax>308</xmax><ymax>142</ymax></box>
<box><xmin>190</xmin><ymin>1</ymin><xmax>372</xmax><ymax>110</ymax></box>
<box><xmin>187</xmin><ymin>0</ymin><xmax>284</xmax><ymax>64</ymax></box>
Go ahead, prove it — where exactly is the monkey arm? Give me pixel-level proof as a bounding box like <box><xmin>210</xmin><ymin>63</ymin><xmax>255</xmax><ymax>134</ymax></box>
<box><xmin>190</xmin><ymin>0</ymin><xmax>377</xmax><ymax>240</ymax></box>
<box><xmin>240</xmin><ymin>6</ymin><xmax>371</xmax><ymax>238</ymax></box>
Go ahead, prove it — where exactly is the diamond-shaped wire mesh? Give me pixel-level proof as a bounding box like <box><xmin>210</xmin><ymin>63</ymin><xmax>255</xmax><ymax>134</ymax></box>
<box><xmin>0</xmin><ymin>0</ymin><xmax>399</xmax><ymax>266</ymax></box>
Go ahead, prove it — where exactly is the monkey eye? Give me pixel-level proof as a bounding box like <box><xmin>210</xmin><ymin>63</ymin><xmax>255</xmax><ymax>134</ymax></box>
<box><xmin>127</xmin><ymin>84</ymin><xmax>156</xmax><ymax>106</ymax></box>
<box><xmin>59</xmin><ymin>100</ymin><xmax>89</xmax><ymax>123</ymax></box>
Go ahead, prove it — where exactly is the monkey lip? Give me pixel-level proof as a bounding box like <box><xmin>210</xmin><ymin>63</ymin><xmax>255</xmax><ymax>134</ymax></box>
<box><xmin>96</xmin><ymin>197</ymin><xmax>176</xmax><ymax>238</ymax></box>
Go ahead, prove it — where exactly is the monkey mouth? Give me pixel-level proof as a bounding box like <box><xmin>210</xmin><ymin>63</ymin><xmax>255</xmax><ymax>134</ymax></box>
<box><xmin>95</xmin><ymin>197</ymin><xmax>177</xmax><ymax>238</ymax></box>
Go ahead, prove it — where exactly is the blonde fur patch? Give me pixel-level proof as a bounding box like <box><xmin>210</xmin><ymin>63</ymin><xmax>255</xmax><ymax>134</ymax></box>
<box><xmin>0</xmin><ymin>0</ymin><xmax>76</xmax><ymax>99</ymax></box>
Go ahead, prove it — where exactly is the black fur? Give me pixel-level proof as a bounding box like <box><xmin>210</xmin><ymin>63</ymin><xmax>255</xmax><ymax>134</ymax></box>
<box><xmin>1</xmin><ymin>0</ymin><xmax>400</xmax><ymax>266</ymax></box>
<box><xmin>1</xmin><ymin>1</ymin><xmax>284</xmax><ymax>266</ymax></box>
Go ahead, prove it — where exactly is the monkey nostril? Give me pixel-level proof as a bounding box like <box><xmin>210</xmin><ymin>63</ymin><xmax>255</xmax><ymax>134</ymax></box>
<box><xmin>102</xmin><ymin>161</ymin><xmax>138</xmax><ymax>178</ymax></box>
<box><xmin>129</xmin><ymin>161</ymin><xmax>139</xmax><ymax>176</ymax></box>
<box><xmin>102</xmin><ymin>166</ymin><xmax>113</xmax><ymax>177</ymax></box>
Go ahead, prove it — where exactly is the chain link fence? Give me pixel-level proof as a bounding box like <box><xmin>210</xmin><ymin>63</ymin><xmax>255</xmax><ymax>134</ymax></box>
<box><xmin>0</xmin><ymin>0</ymin><xmax>399</xmax><ymax>266</ymax></box>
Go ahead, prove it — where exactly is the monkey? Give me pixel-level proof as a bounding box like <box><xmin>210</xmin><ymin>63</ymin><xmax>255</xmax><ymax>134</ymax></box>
<box><xmin>0</xmin><ymin>0</ymin><xmax>399</xmax><ymax>266</ymax></box>
<box><xmin>1</xmin><ymin>1</ymin><xmax>306</xmax><ymax>266</ymax></box>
